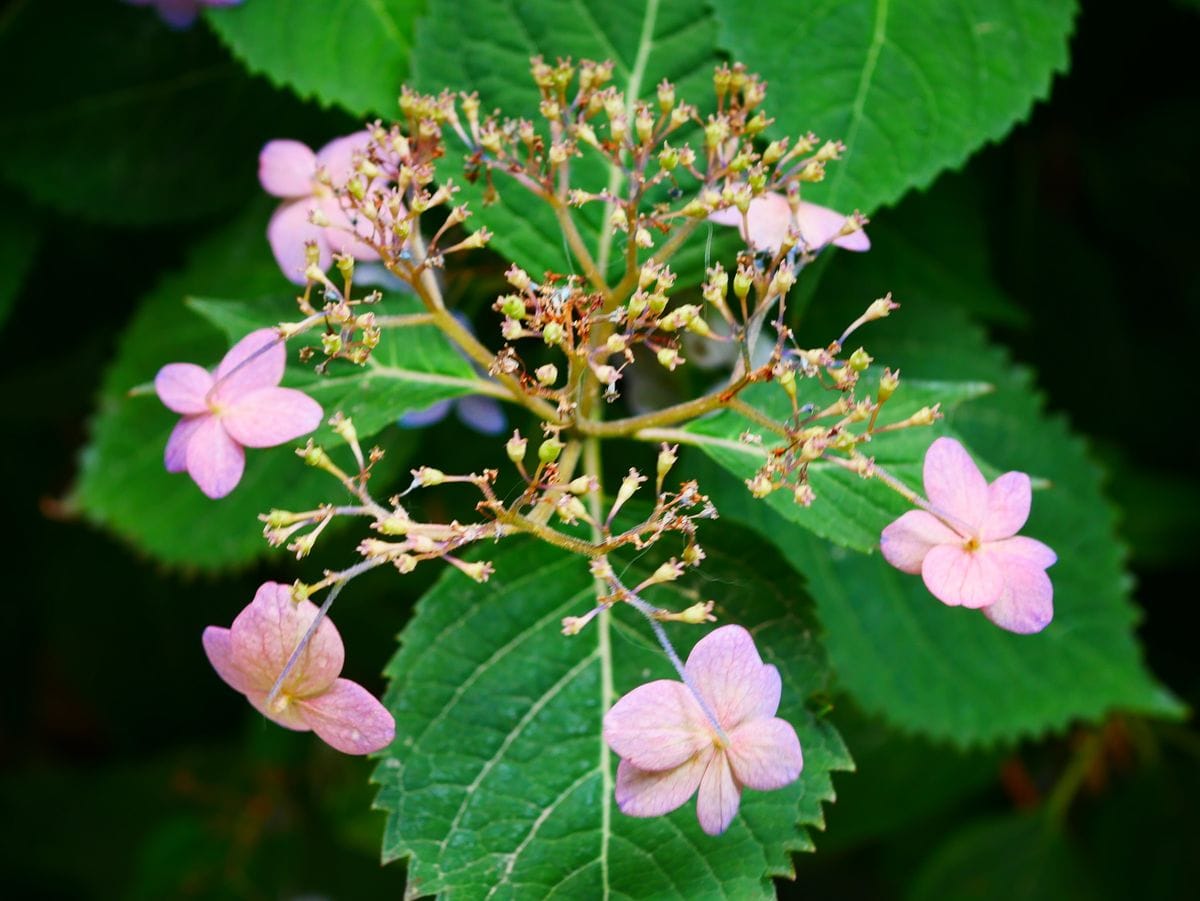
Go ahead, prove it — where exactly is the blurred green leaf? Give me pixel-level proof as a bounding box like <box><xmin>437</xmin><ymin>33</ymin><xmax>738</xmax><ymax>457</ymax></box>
<box><xmin>0</xmin><ymin>2</ymin><xmax>344</xmax><ymax>224</ymax></box>
<box><xmin>374</xmin><ymin>529</ymin><xmax>851</xmax><ymax>897</ymax></box>
<box><xmin>413</xmin><ymin>0</ymin><xmax>724</xmax><ymax>283</ymax></box>
<box><xmin>907</xmin><ymin>814</ymin><xmax>1095</xmax><ymax>901</ymax></box>
<box><xmin>0</xmin><ymin>189</ymin><xmax>38</xmax><ymax>330</ymax></box>
<box><xmin>188</xmin><ymin>294</ymin><xmax>479</xmax><ymax>443</ymax></box>
<box><xmin>208</xmin><ymin>0</ymin><xmax>425</xmax><ymax>117</ymax></box>
<box><xmin>713</xmin><ymin>0</ymin><xmax>1077</xmax><ymax>215</ymax></box>
<box><xmin>70</xmin><ymin>204</ymin><xmax>407</xmax><ymax>569</ymax></box>
<box><xmin>686</xmin><ymin>377</ymin><xmax>990</xmax><ymax>553</ymax></box>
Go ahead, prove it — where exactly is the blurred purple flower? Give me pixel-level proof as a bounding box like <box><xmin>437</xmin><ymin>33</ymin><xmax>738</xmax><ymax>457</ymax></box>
<box><xmin>126</xmin><ymin>0</ymin><xmax>243</xmax><ymax>29</ymax></box>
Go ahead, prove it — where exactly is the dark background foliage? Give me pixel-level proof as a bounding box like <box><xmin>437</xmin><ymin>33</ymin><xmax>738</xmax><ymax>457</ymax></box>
<box><xmin>2</xmin><ymin>0</ymin><xmax>1197</xmax><ymax>898</ymax></box>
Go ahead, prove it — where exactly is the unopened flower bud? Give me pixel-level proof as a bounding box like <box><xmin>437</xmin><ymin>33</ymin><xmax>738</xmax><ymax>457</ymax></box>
<box><xmin>567</xmin><ymin>476</ymin><xmax>594</xmax><ymax>495</ymax></box>
<box><xmin>593</xmin><ymin>364</ymin><xmax>619</xmax><ymax>385</ymax></box>
<box><xmin>322</xmin><ymin>333</ymin><xmax>343</xmax><ymax>358</ymax></box>
<box><xmin>606</xmin><ymin>334</ymin><xmax>628</xmax><ymax>354</ymax></box>
<box><xmin>733</xmin><ymin>267</ymin><xmax>753</xmax><ymax>299</ymax></box>
<box><xmin>793</xmin><ymin>483</ymin><xmax>815</xmax><ymax>507</ymax></box>
<box><xmin>674</xmin><ymin>601</ymin><xmax>716</xmax><ymax>624</ymax></box>
<box><xmin>506</xmin><ymin>431</ymin><xmax>528</xmax><ymax>463</ymax></box>
<box><xmin>644</xmin><ymin>559</ymin><xmax>684</xmax><ymax>587</ymax></box>
<box><xmin>499</xmin><ymin>294</ymin><xmax>526</xmax><ymax>319</ymax></box>
<box><xmin>658</xmin><ymin>143</ymin><xmax>679</xmax><ymax>170</ymax></box>
<box><xmin>535</xmin><ymin>363</ymin><xmax>558</xmax><ymax>386</ymax></box>
<box><xmin>538</xmin><ymin>436</ymin><xmax>564</xmax><ymax>464</ymax></box>
<box><xmin>878</xmin><ymin>368</ymin><xmax>900</xmax><ymax>402</ymax></box>
<box><xmin>657</xmin><ymin>444</ymin><xmax>678</xmax><ymax>481</ymax></box>
<box><xmin>848</xmin><ymin>347</ymin><xmax>873</xmax><ymax>372</ymax></box>
<box><xmin>656</xmin><ymin>79</ymin><xmax>675</xmax><ymax>113</ymax></box>
<box><xmin>542</xmin><ymin>322</ymin><xmax>565</xmax><ymax>346</ymax></box>
<box><xmin>656</xmin><ymin>347</ymin><xmax>681</xmax><ymax>370</ymax></box>
<box><xmin>763</xmin><ymin>139</ymin><xmax>788</xmax><ymax>165</ymax></box>
<box><xmin>414</xmin><ymin>466</ymin><xmax>446</xmax><ymax>486</ymax></box>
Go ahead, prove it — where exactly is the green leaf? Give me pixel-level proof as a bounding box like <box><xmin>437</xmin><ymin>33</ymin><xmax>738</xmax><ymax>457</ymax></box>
<box><xmin>712</xmin><ymin>0</ymin><xmax>1077</xmax><ymax>215</ymax></box>
<box><xmin>70</xmin><ymin>204</ymin><xmax>408</xmax><ymax>569</ymax></box>
<box><xmin>412</xmin><ymin>0</ymin><xmax>723</xmax><ymax>282</ymax></box>
<box><xmin>186</xmin><ymin>295</ymin><xmax>480</xmax><ymax>443</ymax></box>
<box><xmin>685</xmin><ymin>378</ymin><xmax>992</xmax><ymax>553</ymax></box>
<box><xmin>0</xmin><ymin>2</ymin><xmax>346</xmax><ymax>224</ymax></box>
<box><xmin>907</xmin><ymin>814</ymin><xmax>1097</xmax><ymax>901</ymax></box>
<box><xmin>0</xmin><ymin>189</ymin><xmax>38</xmax><ymax>330</ymax></box>
<box><xmin>208</xmin><ymin>0</ymin><xmax>424</xmax><ymax>117</ymax></box>
<box><xmin>374</xmin><ymin>530</ymin><xmax>851</xmax><ymax>897</ymax></box>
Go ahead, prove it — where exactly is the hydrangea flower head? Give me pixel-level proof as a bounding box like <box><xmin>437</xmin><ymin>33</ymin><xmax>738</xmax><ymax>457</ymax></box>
<box><xmin>203</xmin><ymin>582</ymin><xmax>396</xmax><ymax>755</ymax></box>
<box><xmin>155</xmin><ymin>328</ymin><xmax>323</xmax><ymax>498</ymax></box>
<box><xmin>259</xmin><ymin>133</ymin><xmax>382</xmax><ymax>283</ymax></box>
<box><xmin>603</xmin><ymin>625</ymin><xmax>803</xmax><ymax>836</ymax></box>
<box><xmin>126</xmin><ymin>0</ymin><xmax>242</xmax><ymax>29</ymax></box>
<box><xmin>708</xmin><ymin>191</ymin><xmax>870</xmax><ymax>254</ymax></box>
<box><xmin>881</xmin><ymin>437</ymin><xmax>1057</xmax><ymax>634</ymax></box>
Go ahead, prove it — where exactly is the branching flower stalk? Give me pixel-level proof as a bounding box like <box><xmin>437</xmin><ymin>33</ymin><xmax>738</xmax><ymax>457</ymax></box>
<box><xmin>162</xmin><ymin>57</ymin><xmax>1050</xmax><ymax>831</ymax></box>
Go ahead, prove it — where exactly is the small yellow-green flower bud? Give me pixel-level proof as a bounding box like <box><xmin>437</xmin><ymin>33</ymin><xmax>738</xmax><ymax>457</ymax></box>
<box><xmin>878</xmin><ymin>368</ymin><xmax>900</xmax><ymax>402</ymax></box>
<box><xmin>538</xmin><ymin>436</ymin><xmax>564</xmax><ymax>464</ymax></box>
<box><xmin>535</xmin><ymin>363</ymin><xmax>558</xmax><ymax>386</ymax></box>
<box><xmin>606</xmin><ymin>334</ymin><xmax>629</xmax><ymax>354</ymax></box>
<box><xmin>656</xmin><ymin>347</ymin><xmax>681</xmax><ymax>370</ymax></box>
<box><xmin>542</xmin><ymin>322</ymin><xmax>565</xmax><ymax>346</ymax></box>
<box><xmin>657</xmin><ymin>444</ymin><xmax>678</xmax><ymax>481</ymax></box>
<box><xmin>848</xmin><ymin>347</ymin><xmax>873</xmax><ymax>372</ymax></box>
<box><xmin>747</xmin><ymin>472</ymin><xmax>773</xmax><ymax>498</ymax></box>
<box><xmin>415</xmin><ymin>466</ymin><xmax>446</xmax><ymax>486</ymax></box>
<box><xmin>506</xmin><ymin>431</ymin><xmax>527</xmax><ymax>463</ymax></box>
<box><xmin>499</xmin><ymin>294</ymin><xmax>526</xmax><ymax>319</ymax></box>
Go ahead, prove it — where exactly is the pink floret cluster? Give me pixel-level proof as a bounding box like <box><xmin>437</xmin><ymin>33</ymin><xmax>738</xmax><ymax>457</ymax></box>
<box><xmin>604</xmin><ymin>625</ymin><xmax>803</xmax><ymax>836</ymax></box>
<box><xmin>203</xmin><ymin>582</ymin><xmax>396</xmax><ymax>755</ymax></box>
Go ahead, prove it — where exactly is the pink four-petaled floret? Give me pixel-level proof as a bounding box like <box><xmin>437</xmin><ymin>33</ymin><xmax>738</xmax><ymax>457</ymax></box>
<box><xmin>708</xmin><ymin>191</ymin><xmax>870</xmax><ymax>255</ymax></box>
<box><xmin>259</xmin><ymin>133</ymin><xmax>382</xmax><ymax>283</ymax></box>
<box><xmin>603</xmin><ymin>624</ymin><xmax>803</xmax><ymax>836</ymax></box>
<box><xmin>155</xmin><ymin>328</ymin><xmax>323</xmax><ymax>498</ymax></box>
<box><xmin>881</xmin><ymin>437</ymin><xmax>1058</xmax><ymax>634</ymax></box>
<box><xmin>203</xmin><ymin>582</ymin><xmax>396</xmax><ymax>755</ymax></box>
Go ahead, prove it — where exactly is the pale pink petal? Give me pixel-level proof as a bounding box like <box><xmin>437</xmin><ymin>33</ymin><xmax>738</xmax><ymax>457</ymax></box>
<box><xmin>164</xmin><ymin>414</ymin><xmax>206</xmax><ymax>473</ymax></box>
<box><xmin>614</xmin><ymin>754</ymin><xmax>708</xmax><ymax>819</ymax></box>
<box><xmin>258</xmin><ymin>139</ymin><xmax>316</xmax><ymax>198</ymax></box>
<box><xmin>221</xmin><ymin>387</ymin><xmax>323</xmax><ymax>448</ymax></box>
<box><xmin>154</xmin><ymin>363</ymin><xmax>214</xmax><ymax>414</ymax></box>
<box><xmin>319</xmin><ymin>196</ymin><xmax>380</xmax><ymax>261</ymax></box>
<box><xmin>214</xmin><ymin>328</ymin><xmax>285</xmax><ymax>399</ymax></box>
<box><xmin>202</xmin><ymin>626</ymin><xmax>257</xmax><ymax>695</ymax></box>
<box><xmin>923</xmin><ymin>437</ymin><xmax>989</xmax><ymax>534</ymax></box>
<box><xmin>296</xmin><ymin>679</ymin><xmax>396</xmax><ymax>754</ymax></box>
<box><xmin>726</xmin><ymin>718</ymin><xmax>803</xmax><ymax>791</ymax></box>
<box><xmin>685</xmin><ymin>625</ymin><xmax>780</xmax><ymax>730</ymax></box>
<box><xmin>314</xmin><ymin>131</ymin><xmax>371</xmax><ymax>183</ymax></box>
<box><xmin>921</xmin><ymin>544</ymin><xmax>1004</xmax><ymax>609</ymax></box>
<box><xmin>604</xmin><ymin>680</ymin><xmax>711</xmax><ymax>772</ymax></box>
<box><xmin>795</xmin><ymin>201</ymin><xmax>870</xmax><ymax>251</ymax></box>
<box><xmin>229</xmin><ymin>582</ymin><xmax>344</xmax><ymax>697</ymax></box>
<box><xmin>696</xmin><ymin>751</ymin><xmax>741</xmax><ymax>836</ymax></box>
<box><xmin>981</xmin><ymin>472</ymin><xmax>1032</xmax><ymax>541</ymax></box>
<box><xmin>981</xmin><ymin>557</ymin><xmax>1054</xmax><ymax>635</ymax></box>
<box><xmin>184</xmin><ymin>416</ymin><xmax>245</xmax><ymax>498</ymax></box>
<box><xmin>880</xmin><ymin>510</ymin><xmax>961</xmax><ymax>574</ymax></box>
<box><xmin>268</xmin><ymin>199</ymin><xmax>332</xmax><ymax>284</ymax></box>
<box><xmin>715</xmin><ymin>192</ymin><xmax>793</xmax><ymax>254</ymax></box>
<box><xmin>989</xmin><ymin>535</ymin><xmax>1058</xmax><ymax>570</ymax></box>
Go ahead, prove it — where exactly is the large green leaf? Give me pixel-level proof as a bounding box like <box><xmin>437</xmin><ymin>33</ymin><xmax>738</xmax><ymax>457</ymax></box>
<box><xmin>374</xmin><ymin>530</ymin><xmax>851</xmax><ymax>897</ymax></box>
<box><xmin>0</xmin><ymin>2</ymin><xmax>344</xmax><ymax>224</ymax></box>
<box><xmin>413</xmin><ymin>0</ymin><xmax>723</xmax><ymax>283</ymax></box>
<box><xmin>712</xmin><ymin>0</ymin><xmax>1077</xmax><ymax>215</ymax></box>
<box><xmin>686</xmin><ymin>378</ymin><xmax>992</xmax><ymax>553</ymax></box>
<box><xmin>70</xmin><ymin>205</ymin><xmax>407</xmax><ymax>569</ymax></box>
<box><xmin>187</xmin><ymin>295</ymin><xmax>479</xmax><ymax>443</ymax></box>
<box><xmin>686</xmin><ymin>181</ymin><xmax>1183</xmax><ymax>743</ymax></box>
<box><xmin>208</xmin><ymin>0</ymin><xmax>425</xmax><ymax>117</ymax></box>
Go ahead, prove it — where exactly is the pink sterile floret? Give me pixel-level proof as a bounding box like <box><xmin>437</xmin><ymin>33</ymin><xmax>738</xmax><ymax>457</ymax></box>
<box><xmin>155</xmin><ymin>328</ymin><xmax>323</xmax><ymax>499</ymax></box>
<box><xmin>708</xmin><ymin>191</ymin><xmax>870</xmax><ymax>255</ymax></box>
<box><xmin>126</xmin><ymin>0</ymin><xmax>242</xmax><ymax>30</ymax></box>
<box><xmin>880</xmin><ymin>437</ymin><xmax>1058</xmax><ymax>634</ymax></box>
<box><xmin>203</xmin><ymin>582</ymin><xmax>396</xmax><ymax>755</ymax></box>
<box><xmin>259</xmin><ymin>132</ymin><xmax>381</xmax><ymax>283</ymax></box>
<box><xmin>603</xmin><ymin>624</ymin><xmax>803</xmax><ymax>836</ymax></box>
